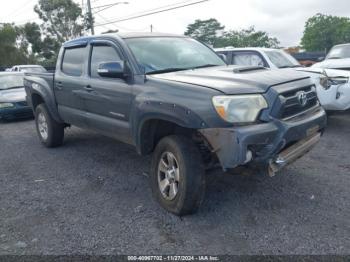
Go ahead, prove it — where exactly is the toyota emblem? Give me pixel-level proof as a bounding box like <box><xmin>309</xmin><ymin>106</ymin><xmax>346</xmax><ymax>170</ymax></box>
<box><xmin>297</xmin><ymin>91</ymin><xmax>307</xmax><ymax>107</ymax></box>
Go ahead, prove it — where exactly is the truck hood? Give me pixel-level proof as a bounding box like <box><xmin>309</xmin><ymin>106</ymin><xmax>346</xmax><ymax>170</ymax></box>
<box><xmin>0</xmin><ymin>87</ymin><xmax>26</xmax><ymax>103</ymax></box>
<box><xmin>312</xmin><ymin>58</ymin><xmax>350</xmax><ymax>70</ymax></box>
<box><xmin>150</xmin><ymin>66</ymin><xmax>310</xmax><ymax>94</ymax></box>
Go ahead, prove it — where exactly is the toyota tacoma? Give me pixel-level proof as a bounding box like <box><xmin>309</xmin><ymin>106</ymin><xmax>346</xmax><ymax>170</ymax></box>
<box><xmin>24</xmin><ymin>33</ymin><xmax>327</xmax><ymax>215</ymax></box>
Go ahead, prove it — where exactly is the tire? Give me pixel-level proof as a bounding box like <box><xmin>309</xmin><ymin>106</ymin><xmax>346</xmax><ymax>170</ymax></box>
<box><xmin>35</xmin><ymin>104</ymin><xmax>64</xmax><ymax>147</ymax></box>
<box><xmin>150</xmin><ymin>135</ymin><xmax>206</xmax><ymax>216</ymax></box>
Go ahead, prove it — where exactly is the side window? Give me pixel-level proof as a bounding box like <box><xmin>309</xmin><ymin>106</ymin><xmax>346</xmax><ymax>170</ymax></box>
<box><xmin>62</xmin><ymin>47</ymin><xmax>86</xmax><ymax>76</ymax></box>
<box><xmin>232</xmin><ymin>52</ymin><xmax>265</xmax><ymax>67</ymax></box>
<box><xmin>90</xmin><ymin>45</ymin><xmax>121</xmax><ymax>78</ymax></box>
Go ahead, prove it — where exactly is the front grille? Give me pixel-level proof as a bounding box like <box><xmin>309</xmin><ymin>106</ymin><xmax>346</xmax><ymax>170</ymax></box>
<box><xmin>279</xmin><ymin>85</ymin><xmax>318</xmax><ymax>119</ymax></box>
<box><xmin>16</xmin><ymin>101</ymin><xmax>28</xmax><ymax>107</ymax></box>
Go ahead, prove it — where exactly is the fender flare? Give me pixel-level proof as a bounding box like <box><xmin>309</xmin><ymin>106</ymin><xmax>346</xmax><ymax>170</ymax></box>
<box><xmin>130</xmin><ymin>97</ymin><xmax>207</xmax><ymax>154</ymax></box>
<box><xmin>25</xmin><ymin>76</ymin><xmax>64</xmax><ymax>123</ymax></box>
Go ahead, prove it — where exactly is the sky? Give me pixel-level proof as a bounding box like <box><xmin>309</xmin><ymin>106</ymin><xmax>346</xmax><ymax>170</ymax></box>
<box><xmin>1</xmin><ymin>0</ymin><xmax>350</xmax><ymax>47</ymax></box>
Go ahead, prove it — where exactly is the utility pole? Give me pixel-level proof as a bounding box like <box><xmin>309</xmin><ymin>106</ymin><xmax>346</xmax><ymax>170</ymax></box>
<box><xmin>150</xmin><ymin>24</ymin><xmax>153</xmax><ymax>32</ymax></box>
<box><xmin>87</xmin><ymin>0</ymin><xmax>95</xmax><ymax>35</ymax></box>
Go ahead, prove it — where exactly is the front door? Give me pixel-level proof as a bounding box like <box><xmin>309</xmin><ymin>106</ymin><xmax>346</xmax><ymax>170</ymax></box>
<box><xmin>84</xmin><ymin>42</ymin><xmax>133</xmax><ymax>144</ymax></box>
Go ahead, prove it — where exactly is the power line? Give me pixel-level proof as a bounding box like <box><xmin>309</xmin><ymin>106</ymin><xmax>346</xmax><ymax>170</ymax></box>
<box><xmin>92</xmin><ymin>1</ymin><xmax>129</xmax><ymax>14</ymax></box>
<box><xmin>95</xmin><ymin>0</ymin><xmax>210</xmax><ymax>27</ymax></box>
<box><xmin>3</xmin><ymin>0</ymin><xmax>36</xmax><ymax>21</ymax></box>
<box><xmin>93</xmin><ymin>0</ymin><xmax>194</xmax><ymax>20</ymax></box>
<box><xmin>96</xmin><ymin>13</ymin><xmax>149</xmax><ymax>32</ymax></box>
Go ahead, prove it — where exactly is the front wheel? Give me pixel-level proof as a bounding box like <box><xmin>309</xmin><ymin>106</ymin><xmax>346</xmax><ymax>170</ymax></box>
<box><xmin>35</xmin><ymin>104</ymin><xmax>64</xmax><ymax>147</ymax></box>
<box><xmin>150</xmin><ymin>135</ymin><xmax>206</xmax><ymax>216</ymax></box>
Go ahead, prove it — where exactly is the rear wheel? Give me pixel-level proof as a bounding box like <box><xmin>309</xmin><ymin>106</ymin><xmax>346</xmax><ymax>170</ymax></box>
<box><xmin>150</xmin><ymin>135</ymin><xmax>205</xmax><ymax>216</ymax></box>
<box><xmin>35</xmin><ymin>104</ymin><xmax>64</xmax><ymax>147</ymax></box>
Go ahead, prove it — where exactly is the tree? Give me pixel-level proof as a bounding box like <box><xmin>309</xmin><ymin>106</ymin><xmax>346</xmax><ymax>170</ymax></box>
<box><xmin>218</xmin><ymin>26</ymin><xmax>280</xmax><ymax>48</ymax></box>
<box><xmin>22</xmin><ymin>22</ymin><xmax>42</xmax><ymax>54</ymax></box>
<box><xmin>0</xmin><ymin>24</ymin><xmax>31</xmax><ymax>65</ymax></box>
<box><xmin>184</xmin><ymin>18</ymin><xmax>225</xmax><ymax>46</ymax></box>
<box><xmin>301</xmin><ymin>13</ymin><xmax>350</xmax><ymax>52</ymax></box>
<box><xmin>34</xmin><ymin>0</ymin><xmax>86</xmax><ymax>44</ymax></box>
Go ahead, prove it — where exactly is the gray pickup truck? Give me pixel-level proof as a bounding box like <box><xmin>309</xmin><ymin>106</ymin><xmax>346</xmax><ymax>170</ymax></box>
<box><xmin>24</xmin><ymin>33</ymin><xmax>327</xmax><ymax>215</ymax></box>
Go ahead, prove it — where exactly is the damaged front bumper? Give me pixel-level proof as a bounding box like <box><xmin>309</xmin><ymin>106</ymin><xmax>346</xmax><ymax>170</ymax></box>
<box><xmin>199</xmin><ymin>106</ymin><xmax>327</xmax><ymax>175</ymax></box>
<box><xmin>316</xmin><ymin>84</ymin><xmax>350</xmax><ymax>111</ymax></box>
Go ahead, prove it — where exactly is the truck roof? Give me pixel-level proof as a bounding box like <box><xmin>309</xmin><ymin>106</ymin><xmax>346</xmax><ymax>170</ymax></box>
<box><xmin>64</xmin><ymin>32</ymin><xmax>187</xmax><ymax>47</ymax></box>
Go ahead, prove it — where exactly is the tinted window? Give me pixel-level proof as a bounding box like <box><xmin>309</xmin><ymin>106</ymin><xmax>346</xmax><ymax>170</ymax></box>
<box><xmin>62</xmin><ymin>47</ymin><xmax>86</xmax><ymax>76</ymax></box>
<box><xmin>90</xmin><ymin>45</ymin><xmax>121</xmax><ymax>78</ymax></box>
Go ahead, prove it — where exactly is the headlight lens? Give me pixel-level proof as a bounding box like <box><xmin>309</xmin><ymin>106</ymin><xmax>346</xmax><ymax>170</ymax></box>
<box><xmin>320</xmin><ymin>76</ymin><xmax>349</xmax><ymax>90</ymax></box>
<box><xmin>212</xmin><ymin>95</ymin><xmax>268</xmax><ymax>123</ymax></box>
<box><xmin>0</xmin><ymin>102</ymin><xmax>15</xmax><ymax>109</ymax></box>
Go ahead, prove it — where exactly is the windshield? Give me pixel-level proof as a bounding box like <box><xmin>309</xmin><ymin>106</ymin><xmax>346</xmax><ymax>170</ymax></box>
<box><xmin>0</xmin><ymin>75</ymin><xmax>24</xmax><ymax>90</ymax></box>
<box><xmin>326</xmin><ymin>45</ymin><xmax>350</xmax><ymax>59</ymax></box>
<box><xmin>125</xmin><ymin>37</ymin><xmax>226</xmax><ymax>74</ymax></box>
<box><xmin>265</xmin><ymin>50</ymin><xmax>300</xmax><ymax>68</ymax></box>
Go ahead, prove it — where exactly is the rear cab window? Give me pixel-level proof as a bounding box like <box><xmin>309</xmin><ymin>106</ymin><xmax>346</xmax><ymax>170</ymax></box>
<box><xmin>62</xmin><ymin>47</ymin><xmax>86</xmax><ymax>76</ymax></box>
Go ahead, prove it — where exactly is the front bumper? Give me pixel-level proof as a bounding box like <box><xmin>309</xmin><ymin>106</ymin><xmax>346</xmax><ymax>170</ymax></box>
<box><xmin>316</xmin><ymin>84</ymin><xmax>350</xmax><ymax>111</ymax></box>
<box><xmin>199</xmin><ymin>106</ymin><xmax>327</xmax><ymax>171</ymax></box>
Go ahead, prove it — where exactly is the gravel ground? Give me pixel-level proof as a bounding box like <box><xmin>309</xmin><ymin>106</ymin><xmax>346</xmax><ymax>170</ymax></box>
<box><xmin>0</xmin><ymin>113</ymin><xmax>349</xmax><ymax>255</ymax></box>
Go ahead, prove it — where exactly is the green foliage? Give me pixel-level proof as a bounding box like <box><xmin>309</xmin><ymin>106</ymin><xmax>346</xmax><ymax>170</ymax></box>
<box><xmin>1</xmin><ymin>0</ymin><xmax>86</xmax><ymax>67</ymax></box>
<box><xmin>34</xmin><ymin>0</ymin><xmax>86</xmax><ymax>43</ymax></box>
<box><xmin>184</xmin><ymin>19</ymin><xmax>279</xmax><ymax>48</ymax></box>
<box><xmin>0</xmin><ymin>24</ymin><xmax>30</xmax><ymax>65</ymax></box>
<box><xmin>301</xmin><ymin>13</ymin><xmax>350</xmax><ymax>52</ymax></box>
<box><xmin>184</xmin><ymin>18</ymin><xmax>225</xmax><ymax>46</ymax></box>
<box><xmin>219</xmin><ymin>26</ymin><xmax>280</xmax><ymax>48</ymax></box>
<box><xmin>22</xmin><ymin>22</ymin><xmax>42</xmax><ymax>54</ymax></box>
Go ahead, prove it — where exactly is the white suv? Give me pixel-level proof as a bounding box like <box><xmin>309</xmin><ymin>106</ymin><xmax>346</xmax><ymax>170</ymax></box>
<box><xmin>215</xmin><ymin>47</ymin><xmax>350</xmax><ymax>112</ymax></box>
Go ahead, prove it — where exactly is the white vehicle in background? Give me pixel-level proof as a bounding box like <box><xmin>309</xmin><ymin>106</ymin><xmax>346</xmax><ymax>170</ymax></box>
<box><xmin>312</xmin><ymin>43</ymin><xmax>350</xmax><ymax>71</ymax></box>
<box><xmin>215</xmin><ymin>47</ymin><xmax>350</xmax><ymax>111</ymax></box>
<box><xmin>10</xmin><ymin>65</ymin><xmax>47</xmax><ymax>73</ymax></box>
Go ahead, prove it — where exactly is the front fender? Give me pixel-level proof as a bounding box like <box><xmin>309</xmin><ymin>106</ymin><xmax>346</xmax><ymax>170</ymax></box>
<box><xmin>130</xmin><ymin>95</ymin><xmax>207</xmax><ymax>154</ymax></box>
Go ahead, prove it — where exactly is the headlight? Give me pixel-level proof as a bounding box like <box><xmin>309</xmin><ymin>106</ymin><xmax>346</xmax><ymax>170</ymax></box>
<box><xmin>0</xmin><ymin>102</ymin><xmax>15</xmax><ymax>109</ymax></box>
<box><xmin>320</xmin><ymin>76</ymin><xmax>349</xmax><ymax>90</ymax></box>
<box><xmin>212</xmin><ymin>95</ymin><xmax>268</xmax><ymax>123</ymax></box>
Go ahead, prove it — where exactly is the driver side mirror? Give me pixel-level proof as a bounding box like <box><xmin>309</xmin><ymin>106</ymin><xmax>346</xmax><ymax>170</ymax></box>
<box><xmin>97</xmin><ymin>61</ymin><xmax>126</xmax><ymax>79</ymax></box>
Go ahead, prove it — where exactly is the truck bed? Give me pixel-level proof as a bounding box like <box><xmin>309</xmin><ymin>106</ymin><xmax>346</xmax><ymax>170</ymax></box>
<box><xmin>24</xmin><ymin>72</ymin><xmax>55</xmax><ymax>90</ymax></box>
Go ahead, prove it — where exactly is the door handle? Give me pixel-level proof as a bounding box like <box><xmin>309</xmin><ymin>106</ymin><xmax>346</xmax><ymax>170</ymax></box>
<box><xmin>84</xmin><ymin>85</ymin><xmax>94</xmax><ymax>92</ymax></box>
<box><xmin>56</xmin><ymin>82</ymin><xmax>63</xmax><ymax>90</ymax></box>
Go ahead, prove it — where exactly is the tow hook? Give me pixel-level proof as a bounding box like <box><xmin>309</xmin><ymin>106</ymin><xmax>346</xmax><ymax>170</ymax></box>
<box><xmin>268</xmin><ymin>157</ymin><xmax>286</xmax><ymax>177</ymax></box>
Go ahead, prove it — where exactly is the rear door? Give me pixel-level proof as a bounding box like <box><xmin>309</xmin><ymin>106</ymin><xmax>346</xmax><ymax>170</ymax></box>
<box><xmin>54</xmin><ymin>44</ymin><xmax>89</xmax><ymax>127</ymax></box>
<box><xmin>84</xmin><ymin>40</ymin><xmax>133</xmax><ymax>144</ymax></box>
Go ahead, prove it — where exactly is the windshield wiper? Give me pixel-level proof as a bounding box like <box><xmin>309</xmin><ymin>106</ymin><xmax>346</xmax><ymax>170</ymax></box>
<box><xmin>327</xmin><ymin>57</ymin><xmax>341</xmax><ymax>59</ymax></box>
<box><xmin>146</xmin><ymin>68</ymin><xmax>188</xmax><ymax>75</ymax></box>
<box><xmin>191</xmin><ymin>64</ymin><xmax>221</xmax><ymax>69</ymax></box>
<box><xmin>279</xmin><ymin>65</ymin><xmax>302</xmax><ymax>68</ymax></box>
<box><xmin>146</xmin><ymin>64</ymin><xmax>221</xmax><ymax>75</ymax></box>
